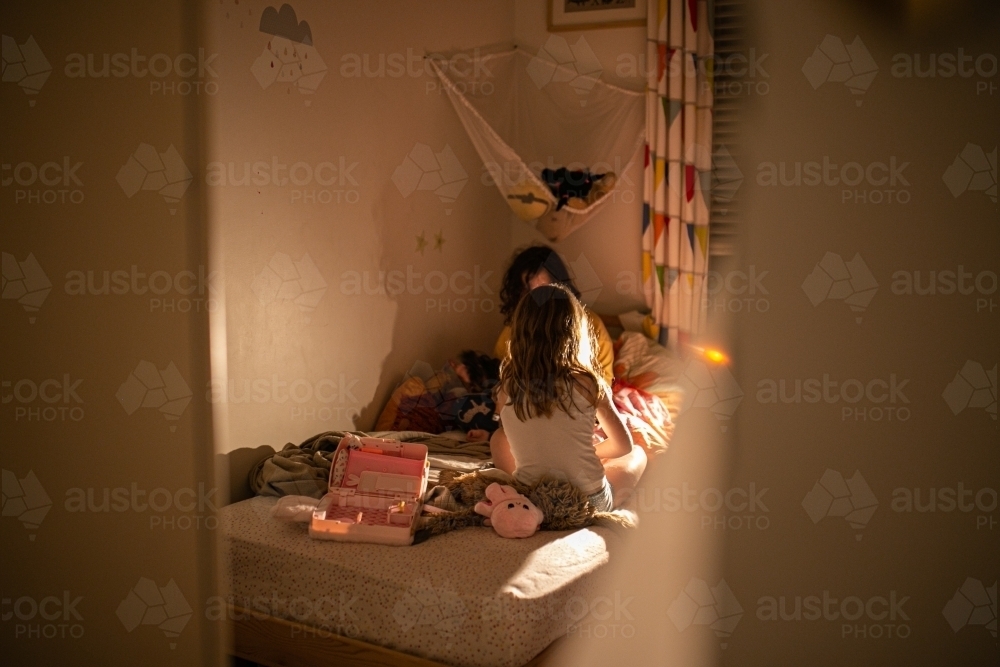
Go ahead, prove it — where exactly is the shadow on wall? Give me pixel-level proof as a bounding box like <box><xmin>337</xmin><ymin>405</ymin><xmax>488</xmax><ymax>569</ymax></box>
<box><xmin>354</xmin><ymin>176</ymin><xmax>404</xmax><ymax>430</ymax></box>
<box><xmin>352</xmin><ymin>173</ymin><xmax>503</xmax><ymax>430</ymax></box>
<box><xmin>347</xmin><ymin>110</ymin><xmax>516</xmax><ymax>430</ymax></box>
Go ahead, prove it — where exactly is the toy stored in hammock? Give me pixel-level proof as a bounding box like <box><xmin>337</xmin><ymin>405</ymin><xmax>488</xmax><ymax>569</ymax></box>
<box><xmin>542</xmin><ymin>168</ymin><xmax>617</xmax><ymax>211</ymax></box>
<box><xmin>428</xmin><ymin>46</ymin><xmax>645</xmax><ymax>241</ymax></box>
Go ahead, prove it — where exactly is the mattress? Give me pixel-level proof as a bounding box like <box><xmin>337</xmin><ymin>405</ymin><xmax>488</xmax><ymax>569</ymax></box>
<box><xmin>222</xmin><ymin>495</ymin><xmax>618</xmax><ymax>667</ymax></box>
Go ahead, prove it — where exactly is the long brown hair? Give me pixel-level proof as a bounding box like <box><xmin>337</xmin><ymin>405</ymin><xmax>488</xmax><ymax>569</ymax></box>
<box><xmin>499</xmin><ymin>284</ymin><xmax>604</xmax><ymax>420</ymax></box>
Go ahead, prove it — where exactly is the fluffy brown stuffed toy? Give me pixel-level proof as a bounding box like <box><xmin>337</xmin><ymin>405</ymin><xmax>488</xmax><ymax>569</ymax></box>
<box><xmin>413</xmin><ymin>470</ymin><xmax>635</xmax><ymax>543</ymax></box>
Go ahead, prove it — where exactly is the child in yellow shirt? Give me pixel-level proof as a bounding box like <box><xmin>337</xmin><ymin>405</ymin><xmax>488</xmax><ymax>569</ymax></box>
<box><xmin>493</xmin><ymin>245</ymin><xmax>614</xmax><ymax>384</ymax></box>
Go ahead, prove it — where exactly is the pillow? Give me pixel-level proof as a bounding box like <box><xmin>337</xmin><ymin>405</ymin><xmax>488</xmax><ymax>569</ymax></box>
<box><xmin>451</xmin><ymin>393</ymin><xmax>499</xmax><ymax>432</ymax></box>
<box><xmin>374</xmin><ymin>367</ymin><xmax>500</xmax><ymax>434</ymax></box>
<box><xmin>612</xmin><ymin>331</ymin><xmax>684</xmax><ymax>398</ymax></box>
<box><xmin>374</xmin><ymin>376</ymin><xmax>442</xmax><ymax>432</ymax></box>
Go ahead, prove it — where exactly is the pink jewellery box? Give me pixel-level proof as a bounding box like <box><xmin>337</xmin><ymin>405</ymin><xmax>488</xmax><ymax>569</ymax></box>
<box><xmin>309</xmin><ymin>436</ymin><xmax>429</xmax><ymax>546</ymax></box>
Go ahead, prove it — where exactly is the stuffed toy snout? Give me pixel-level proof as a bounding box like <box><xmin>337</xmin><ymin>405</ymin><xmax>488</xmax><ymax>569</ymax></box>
<box><xmin>474</xmin><ymin>483</ymin><xmax>544</xmax><ymax>538</ymax></box>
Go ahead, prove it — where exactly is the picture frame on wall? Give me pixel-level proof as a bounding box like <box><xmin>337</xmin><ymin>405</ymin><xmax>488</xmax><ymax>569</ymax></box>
<box><xmin>547</xmin><ymin>0</ymin><xmax>647</xmax><ymax>32</ymax></box>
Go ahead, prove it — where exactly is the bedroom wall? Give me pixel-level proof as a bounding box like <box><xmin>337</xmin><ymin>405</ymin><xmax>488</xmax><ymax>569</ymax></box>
<box><xmin>209</xmin><ymin>0</ymin><xmax>654</xmax><ymax>452</ymax></box>
<box><xmin>512</xmin><ymin>0</ymin><xmax>649</xmax><ymax>317</ymax></box>
<box><xmin>1</xmin><ymin>1</ymin><xmax>220</xmax><ymax>665</ymax></box>
<box><xmin>205</xmin><ymin>0</ymin><xmax>516</xmax><ymax>450</ymax></box>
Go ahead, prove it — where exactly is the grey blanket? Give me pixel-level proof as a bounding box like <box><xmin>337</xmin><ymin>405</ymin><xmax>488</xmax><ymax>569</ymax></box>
<box><xmin>249</xmin><ymin>430</ymin><xmax>491</xmax><ymax>499</ymax></box>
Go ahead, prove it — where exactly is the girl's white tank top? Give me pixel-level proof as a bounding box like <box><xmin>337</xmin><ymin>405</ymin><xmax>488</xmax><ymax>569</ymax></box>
<box><xmin>500</xmin><ymin>385</ymin><xmax>606</xmax><ymax>495</ymax></box>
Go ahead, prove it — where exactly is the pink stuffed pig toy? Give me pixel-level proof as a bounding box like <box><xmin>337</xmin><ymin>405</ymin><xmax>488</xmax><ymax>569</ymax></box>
<box><xmin>474</xmin><ymin>483</ymin><xmax>544</xmax><ymax>538</ymax></box>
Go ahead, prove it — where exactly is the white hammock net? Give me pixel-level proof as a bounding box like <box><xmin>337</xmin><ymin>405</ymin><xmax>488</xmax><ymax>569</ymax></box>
<box><xmin>429</xmin><ymin>47</ymin><xmax>645</xmax><ymax>241</ymax></box>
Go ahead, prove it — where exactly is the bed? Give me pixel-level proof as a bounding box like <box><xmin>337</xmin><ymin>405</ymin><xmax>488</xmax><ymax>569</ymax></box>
<box><xmin>222</xmin><ymin>492</ymin><xmax>620</xmax><ymax>667</ymax></box>
<box><xmin>223</xmin><ymin>330</ymin><xmax>684</xmax><ymax>667</ymax></box>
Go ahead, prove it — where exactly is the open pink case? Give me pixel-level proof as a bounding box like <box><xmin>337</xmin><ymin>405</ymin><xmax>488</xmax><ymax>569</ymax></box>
<box><xmin>309</xmin><ymin>436</ymin><xmax>429</xmax><ymax>546</ymax></box>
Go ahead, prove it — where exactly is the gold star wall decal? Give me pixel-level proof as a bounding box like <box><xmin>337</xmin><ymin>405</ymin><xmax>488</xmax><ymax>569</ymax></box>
<box><xmin>433</xmin><ymin>230</ymin><xmax>446</xmax><ymax>251</ymax></box>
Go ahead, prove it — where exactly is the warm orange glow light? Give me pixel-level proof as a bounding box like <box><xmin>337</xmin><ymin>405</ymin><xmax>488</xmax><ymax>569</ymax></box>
<box><xmin>688</xmin><ymin>344</ymin><xmax>730</xmax><ymax>365</ymax></box>
<box><xmin>704</xmin><ymin>348</ymin><xmax>728</xmax><ymax>364</ymax></box>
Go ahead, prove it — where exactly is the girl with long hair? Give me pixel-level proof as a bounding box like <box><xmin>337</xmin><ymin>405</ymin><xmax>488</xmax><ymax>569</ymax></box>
<box><xmin>490</xmin><ymin>284</ymin><xmax>646</xmax><ymax>510</ymax></box>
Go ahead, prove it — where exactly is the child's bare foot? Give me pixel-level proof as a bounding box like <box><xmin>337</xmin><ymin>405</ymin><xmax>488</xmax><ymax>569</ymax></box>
<box><xmin>466</xmin><ymin>429</ymin><xmax>489</xmax><ymax>442</ymax></box>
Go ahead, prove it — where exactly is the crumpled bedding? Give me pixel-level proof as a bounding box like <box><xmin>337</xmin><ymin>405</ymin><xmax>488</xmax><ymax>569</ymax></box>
<box><xmin>606</xmin><ymin>380</ymin><xmax>674</xmax><ymax>452</ymax></box>
<box><xmin>249</xmin><ymin>430</ymin><xmax>490</xmax><ymax>498</ymax></box>
<box><xmin>374</xmin><ymin>360</ymin><xmax>499</xmax><ymax>434</ymax></box>
<box><xmin>611</xmin><ymin>331</ymin><xmax>686</xmax><ymax>452</ymax></box>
